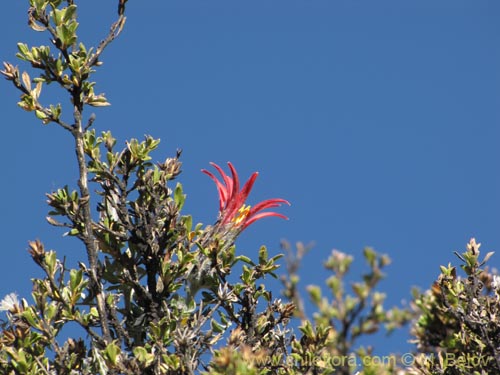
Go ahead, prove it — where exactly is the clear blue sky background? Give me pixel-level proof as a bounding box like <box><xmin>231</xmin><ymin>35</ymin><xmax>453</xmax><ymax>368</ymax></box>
<box><xmin>1</xmin><ymin>0</ymin><xmax>499</xmax><ymax>359</ymax></box>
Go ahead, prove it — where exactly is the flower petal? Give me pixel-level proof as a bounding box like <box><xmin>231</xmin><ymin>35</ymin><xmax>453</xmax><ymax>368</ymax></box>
<box><xmin>239</xmin><ymin>171</ymin><xmax>259</xmax><ymax>206</ymax></box>
<box><xmin>222</xmin><ymin>162</ymin><xmax>248</xmax><ymax>223</ymax></box>
<box><xmin>244</xmin><ymin>212</ymin><xmax>289</xmax><ymax>228</ymax></box>
<box><xmin>248</xmin><ymin>198</ymin><xmax>291</xmax><ymax>217</ymax></box>
<box><xmin>201</xmin><ymin>169</ymin><xmax>228</xmax><ymax>211</ymax></box>
<box><xmin>227</xmin><ymin>162</ymin><xmax>240</xmax><ymax>202</ymax></box>
<box><xmin>211</xmin><ymin>162</ymin><xmax>234</xmax><ymax>202</ymax></box>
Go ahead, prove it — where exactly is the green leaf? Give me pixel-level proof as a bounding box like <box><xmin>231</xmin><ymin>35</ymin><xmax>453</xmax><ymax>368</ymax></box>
<box><xmin>241</xmin><ymin>265</ymin><xmax>253</xmax><ymax>285</ymax></box>
<box><xmin>48</xmin><ymin>0</ymin><xmax>64</xmax><ymax>8</ymax></box>
<box><xmin>69</xmin><ymin>269</ymin><xmax>83</xmax><ymax>291</ymax></box>
<box><xmin>183</xmin><ymin>215</ymin><xmax>192</xmax><ymax>232</ymax></box>
<box><xmin>326</xmin><ymin>275</ymin><xmax>341</xmax><ymax>295</ymax></box>
<box><xmin>35</xmin><ymin>110</ymin><xmax>48</xmax><ymax>121</ymax></box>
<box><xmin>352</xmin><ymin>282</ymin><xmax>368</xmax><ymax>299</ymax></box>
<box><xmin>55</xmin><ymin>21</ymin><xmax>78</xmax><ymax>48</ymax></box>
<box><xmin>45</xmin><ymin>250</ymin><xmax>57</xmax><ymax>277</ymax></box>
<box><xmin>104</xmin><ymin>342</ymin><xmax>120</xmax><ymax>366</ymax></box>
<box><xmin>63</xmin><ymin>5</ymin><xmax>77</xmax><ymax>23</ymax></box>
<box><xmin>11</xmin><ymin>349</ymin><xmax>28</xmax><ymax>373</ymax></box>
<box><xmin>269</xmin><ymin>254</ymin><xmax>284</xmax><ymax>263</ymax></box>
<box><xmin>67</xmin><ymin>228</ymin><xmax>80</xmax><ymax>236</ymax></box>
<box><xmin>49</xmin><ymin>103</ymin><xmax>62</xmax><ymax>120</ymax></box>
<box><xmin>307</xmin><ymin>285</ymin><xmax>322</xmax><ymax>304</ymax></box>
<box><xmin>299</xmin><ymin>320</ymin><xmax>315</xmax><ymax>338</ymax></box>
<box><xmin>363</xmin><ymin>247</ymin><xmax>376</xmax><ymax>267</ymax></box>
<box><xmin>16</xmin><ymin>43</ymin><xmax>31</xmax><ymax>61</ymax></box>
<box><xmin>32</xmin><ymin>0</ymin><xmax>48</xmax><ymax>12</ymax></box>
<box><xmin>258</xmin><ymin>245</ymin><xmax>268</xmax><ymax>265</ymax></box>
<box><xmin>174</xmin><ymin>183</ymin><xmax>185</xmax><ymax>210</ymax></box>
<box><xmin>87</xmin><ymin>93</ymin><xmax>111</xmax><ymax>107</ymax></box>
<box><xmin>234</xmin><ymin>255</ymin><xmax>254</xmax><ymax>266</ymax></box>
<box><xmin>45</xmin><ymin>302</ymin><xmax>57</xmax><ymax>322</ymax></box>
<box><xmin>21</xmin><ymin>308</ymin><xmax>40</xmax><ymax>328</ymax></box>
<box><xmin>52</xmin><ymin>7</ymin><xmax>63</xmax><ymax>26</ymax></box>
<box><xmin>133</xmin><ymin>347</ymin><xmax>155</xmax><ymax>366</ymax></box>
<box><xmin>211</xmin><ymin>319</ymin><xmax>225</xmax><ymax>333</ymax></box>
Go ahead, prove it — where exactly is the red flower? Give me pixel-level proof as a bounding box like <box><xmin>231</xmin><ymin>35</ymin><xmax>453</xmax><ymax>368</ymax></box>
<box><xmin>202</xmin><ymin>162</ymin><xmax>290</xmax><ymax>229</ymax></box>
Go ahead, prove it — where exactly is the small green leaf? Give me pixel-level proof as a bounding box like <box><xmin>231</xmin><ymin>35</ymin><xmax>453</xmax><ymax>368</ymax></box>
<box><xmin>234</xmin><ymin>255</ymin><xmax>254</xmax><ymax>265</ymax></box>
<box><xmin>363</xmin><ymin>247</ymin><xmax>376</xmax><ymax>267</ymax></box>
<box><xmin>45</xmin><ymin>302</ymin><xmax>57</xmax><ymax>321</ymax></box>
<box><xmin>307</xmin><ymin>285</ymin><xmax>322</xmax><ymax>304</ymax></box>
<box><xmin>352</xmin><ymin>282</ymin><xmax>368</xmax><ymax>299</ymax></box>
<box><xmin>258</xmin><ymin>245</ymin><xmax>268</xmax><ymax>265</ymax></box>
<box><xmin>211</xmin><ymin>319</ymin><xmax>225</xmax><ymax>333</ymax></box>
<box><xmin>174</xmin><ymin>183</ymin><xmax>185</xmax><ymax>210</ymax></box>
<box><xmin>21</xmin><ymin>308</ymin><xmax>40</xmax><ymax>328</ymax></box>
<box><xmin>16</xmin><ymin>43</ymin><xmax>31</xmax><ymax>61</ymax></box>
<box><xmin>49</xmin><ymin>103</ymin><xmax>62</xmax><ymax>120</ymax></box>
<box><xmin>67</xmin><ymin>228</ymin><xmax>80</xmax><ymax>236</ymax></box>
<box><xmin>87</xmin><ymin>93</ymin><xmax>111</xmax><ymax>107</ymax></box>
<box><xmin>241</xmin><ymin>265</ymin><xmax>253</xmax><ymax>285</ymax></box>
<box><xmin>45</xmin><ymin>250</ymin><xmax>57</xmax><ymax>277</ymax></box>
<box><xmin>183</xmin><ymin>215</ymin><xmax>192</xmax><ymax>232</ymax></box>
<box><xmin>133</xmin><ymin>347</ymin><xmax>155</xmax><ymax>366</ymax></box>
<box><xmin>90</xmin><ymin>307</ymin><xmax>99</xmax><ymax>318</ymax></box>
<box><xmin>299</xmin><ymin>320</ymin><xmax>315</xmax><ymax>338</ymax></box>
<box><xmin>104</xmin><ymin>342</ymin><xmax>120</xmax><ymax>366</ymax></box>
<box><xmin>70</xmin><ymin>269</ymin><xmax>83</xmax><ymax>291</ymax></box>
<box><xmin>11</xmin><ymin>349</ymin><xmax>28</xmax><ymax>373</ymax></box>
<box><xmin>35</xmin><ymin>110</ymin><xmax>48</xmax><ymax>121</ymax></box>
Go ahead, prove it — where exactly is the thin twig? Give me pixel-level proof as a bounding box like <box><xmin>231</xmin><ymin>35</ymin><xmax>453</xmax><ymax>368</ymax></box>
<box><xmin>87</xmin><ymin>16</ymin><xmax>126</xmax><ymax>69</ymax></box>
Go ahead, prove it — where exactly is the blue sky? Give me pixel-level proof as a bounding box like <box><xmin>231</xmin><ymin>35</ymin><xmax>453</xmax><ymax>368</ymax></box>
<box><xmin>1</xmin><ymin>0</ymin><xmax>499</xmax><ymax>359</ymax></box>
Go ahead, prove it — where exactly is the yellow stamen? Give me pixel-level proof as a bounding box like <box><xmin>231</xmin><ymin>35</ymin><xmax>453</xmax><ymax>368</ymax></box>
<box><xmin>233</xmin><ymin>205</ymin><xmax>251</xmax><ymax>225</ymax></box>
